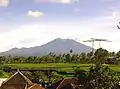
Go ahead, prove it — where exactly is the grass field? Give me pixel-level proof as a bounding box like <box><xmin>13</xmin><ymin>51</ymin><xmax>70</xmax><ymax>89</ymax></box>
<box><xmin>3</xmin><ymin>63</ymin><xmax>93</xmax><ymax>72</ymax></box>
<box><xmin>3</xmin><ymin>63</ymin><xmax>120</xmax><ymax>72</ymax></box>
<box><xmin>2</xmin><ymin>63</ymin><xmax>120</xmax><ymax>78</ymax></box>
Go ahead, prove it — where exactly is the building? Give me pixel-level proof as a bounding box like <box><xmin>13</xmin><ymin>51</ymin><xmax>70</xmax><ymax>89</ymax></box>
<box><xmin>0</xmin><ymin>70</ymin><xmax>44</xmax><ymax>89</ymax></box>
<box><xmin>0</xmin><ymin>78</ymin><xmax>7</xmax><ymax>86</ymax></box>
<box><xmin>28</xmin><ymin>84</ymin><xmax>44</xmax><ymax>89</ymax></box>
<box><xmin>47</xmin><ymin>78</ymin><xmax>78</xmax><ymax>89</ymax></box>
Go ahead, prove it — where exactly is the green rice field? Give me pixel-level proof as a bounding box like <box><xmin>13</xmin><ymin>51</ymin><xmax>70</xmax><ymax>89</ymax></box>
<box><xmin>3</xmin><ymin>63</ymin><xmax>120</xmax><ymax>72</ymax></box>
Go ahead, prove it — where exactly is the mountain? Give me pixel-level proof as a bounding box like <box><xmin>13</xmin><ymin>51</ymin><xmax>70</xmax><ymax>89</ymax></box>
<box><xmin>0</xmin><ymin>38</ymin><xmax>92</xmax><ymax>56</ymax></box>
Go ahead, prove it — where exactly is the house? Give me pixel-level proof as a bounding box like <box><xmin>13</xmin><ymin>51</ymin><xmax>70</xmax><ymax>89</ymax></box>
<box><xmin>28</xmin><ymin>84</ymin><xmax>44</xmax><ymax>89</ymax></box>
<box><xmin>0</xmin><ymin>78</ymin><xmax>7</xmax><ymax>86</ymax></box>
<box><xmin>0</xmin><ymin>70</ymin><xmax>44</xmax><ymax>89</ymax></box>
<box><xmin>47</xmin><ymin>78</ymin><xmax>78</xmax><ymax>89</ymax></box>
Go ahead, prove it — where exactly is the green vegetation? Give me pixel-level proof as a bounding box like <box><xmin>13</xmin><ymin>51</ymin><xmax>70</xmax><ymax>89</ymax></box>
<box><xmin>3</xmin><ymin>63</ymin><xmax>93</xmax><ymax>71</ymax></box>
<box><xmin>0</xmin><ymin>48</ymin><xmax>116</xmax><ymax>64</ymax></box>
<box><xmin>0</xmin><ymin>48</ymin><xmax>120</xmax><ymax>65</ymax></box>
<box><xmin>1</xmin><ymin>48</ymin><xmax>120</xmax><ymax>88</ymax></box>
<box><xmin>3</xmin><ymin>63</ymin><xmax>120</xmax><ymax>72</ymax></box>
<box><xmin>76</xmin><ymin>63</ymin><xmax>120</xmax><ymax>89</ymax></box>
<box><xmin>0</xmin><ymin>70</ymin><xmax>9</xmax><ymax>78</ymax></box>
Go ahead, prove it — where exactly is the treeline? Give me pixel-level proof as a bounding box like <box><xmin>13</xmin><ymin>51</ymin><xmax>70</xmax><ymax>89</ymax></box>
<box><xmin>0</xmin><ymin>47</ymin><xmax>120</xmax><ymax>88</ymax></box>
<box><xmin>21</xmin><ymin>64</ymin><xmax>120</xmax><ymax>89</ymax></box>
<box><xmin>75</xmin><ymin>63</ymin><xmax>120</xmax><ymax>89</ymax></box>
<box><xmin>0</xmin><ymin>48</ymin><xmax>120</xmax><ymax>64</ymax></box>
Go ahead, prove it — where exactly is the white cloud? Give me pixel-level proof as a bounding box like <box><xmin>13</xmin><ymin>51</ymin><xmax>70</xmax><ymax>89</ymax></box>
<box><xmin>0</xmin><ymin>0</ymin><xmax>9</xmax><ymax>7</ymax></box>
<box><xmin>27</xmin><ymin>10</ymin><xmax>44</xmax><ymax>18</ymax></box>
<box><xmin>34</xmin><ymin>0</ymin><xmax>80</xmax><ymax>4</ymax></box>
<box><xmin>111</xmin><ymin>11</ymin><xmax>120</xmax><ymax>19</ymax></box>
<box><xmin>58</xmin><ymin>0</ymin><xmax>72</xmax><ymax>3</ymax></box>
<box><xmin>1</xmin><ymin>11</ymin><xmax>120</xmax><ymax>52</ymax></box>
<box><xmin>0</xmin><ymin>22</ymin><xmax>96</xmax><ymax>52</ymax></box>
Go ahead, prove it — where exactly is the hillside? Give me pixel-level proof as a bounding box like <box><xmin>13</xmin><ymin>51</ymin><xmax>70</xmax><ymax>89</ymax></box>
<box><xmin>0</xmin><ymin>38</ymin><xmax>92</xmax><ymax>56</ymax></box>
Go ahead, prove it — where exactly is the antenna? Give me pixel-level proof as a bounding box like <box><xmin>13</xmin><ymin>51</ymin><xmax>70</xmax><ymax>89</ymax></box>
<box><xmin>93</xmin><ymin>38</ymin><xmax>112</xmax><ymax>48</ymax></box>
<box><xmin>83</xmin><ymin>38</ymin><xmax>112</xmax><ymax>53</ymax></box>
<box><xmin>117</xmin><ymin>22</ymin><xmax>120</xmax><ymax>29</ymax></box>
<box><xmin>83</xmin><ymin>38</ymin><xmax>95</xmax><ymax>53</ymax></box>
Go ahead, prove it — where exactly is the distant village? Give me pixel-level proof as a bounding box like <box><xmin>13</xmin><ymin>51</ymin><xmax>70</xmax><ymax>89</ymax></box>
<box><xmin>0</xmin><ymin>70</ymin><xmax>78</xmax><ymax>89</ymax></box>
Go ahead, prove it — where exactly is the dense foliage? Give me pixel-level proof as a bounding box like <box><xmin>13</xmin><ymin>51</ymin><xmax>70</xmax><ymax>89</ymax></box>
<box><xmin>0</xmin><ymin>48</ymin><xmax>119</xmax><ymax>64</ymax></box>
<box><xmin>0</xmin><ymin>48</ymin><xmax>120</xmax><ymax>88</ymax></box>
<box><xmin>75</xmin><ymin>63</ymin><xmax>120</xmax><ymax>89</ymax></box>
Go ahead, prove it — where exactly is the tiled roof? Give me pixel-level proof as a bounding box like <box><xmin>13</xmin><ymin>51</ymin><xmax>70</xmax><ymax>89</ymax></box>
<box><xmin>28</xmin><ymin>84</ymin><xmax>45</xmax><ymax>89</ymax></box>
<box><xmin>47</xmin><ymin>78</ymin><xmax>78</xmax><ymax>89</ymax></box>
<box><xmin>0</xmin><ymin>70</ymin><xmax>46</xmax><ymax>89</ymax></box>
<box><xmin>0</xmin><ymin>78</ymin><xmax>7</xmax><ymax>86</ymax></box>
<box><xmin>1</xmin><ymin>70</ymin><xmax>33</xmax><ymax>86</ymax></box>
<box><xmin>56</xmin><ymin>78</ymin><xmax>78</xmax><ymax>89</ymax></box>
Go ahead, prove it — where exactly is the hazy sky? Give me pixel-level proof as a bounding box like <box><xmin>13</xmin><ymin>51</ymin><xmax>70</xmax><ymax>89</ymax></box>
<box><xmin>0</xmin><ymin>0</ymin><xmax>120</xmax><ymax>52</ymax></box>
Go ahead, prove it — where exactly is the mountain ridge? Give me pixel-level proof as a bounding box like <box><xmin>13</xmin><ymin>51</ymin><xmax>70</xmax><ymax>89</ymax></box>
<box><xmin>0</xmin><ymin>38</ymin><xmax>92</xmax><ymax>56</ymax></box>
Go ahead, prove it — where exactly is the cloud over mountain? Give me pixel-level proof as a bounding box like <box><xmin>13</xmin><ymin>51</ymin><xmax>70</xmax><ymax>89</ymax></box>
<box><xmin>27</xmin><ymin>10</ymin><xmax>44</xmax><ymax>18</ymax></box>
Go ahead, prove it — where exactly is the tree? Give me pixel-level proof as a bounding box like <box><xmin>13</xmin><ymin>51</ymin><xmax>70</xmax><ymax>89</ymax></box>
<box><xmin>116</xmin><ymin>51</ymin><xmax>120</xmax><ymax>58</ymax></box>
<box><xmin>80</xmin><ymin>53</ymin><xmax>87</xmax><ymax>63</ymax></box>
<box><xmin>84</xmin><ymin>63</ymin><xmax>119</xmax><ymax>89</ymax></box>
<box><xmin>49</xmin><ymin>71</ymin><xmax>63</xmax><ymax>84</ymax></box>
<box><xmin>94</xmin><ymin>48</ymin><xmax>109</xmax><ymax>64</ymax></box>
<box><xmin>71</xmin><ymin>54</ymin><xmax>78</xmax><ymax>63</ymax></box>
<box><xmin>31</xmin><ymin>71</ymin><xmax>48</xmax><ymax>83</ymax></box>
<box><xmin>65</xmin><ymin>53</ymin><xmax>71</xmax><ymax>63</ymax></box>
<box><xmin>109</xmin><ymin>52</ymin><xmax>116</xmax><ymax>57</ymax></box>
<box><xmin>70</xmin><ymin>49</ymin><xmax>73</xmax><ymax>54</ymax></box>
<box><xmin>86</xmin><ymin>52</ymin><xmax>94</xmax><ymax>63</ymax></box>
<box><xmin>0</xmin><ymin>56</ymin><xmax>6</xmax><ymax>69</ymax></box>
<box><xmin>73</xmin><ymin>67</ymin><xmax>87</xmax><ymax>86</ymax></box>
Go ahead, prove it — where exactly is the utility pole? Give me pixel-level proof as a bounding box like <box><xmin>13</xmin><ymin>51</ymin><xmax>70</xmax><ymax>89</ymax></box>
<box><xmin>83</xmin><ymin>38</ymin><xmax>95</xmax><ymax>53</ymax></box>
<box><xmin>117</xmin><ymin>22</ymin><xmax>120</xmax><ymax>29</ymax></box>
<box><xmin>83</xmin><ymin>38</ymin><xmax>112</xmax><ymax>53</ymax></box>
